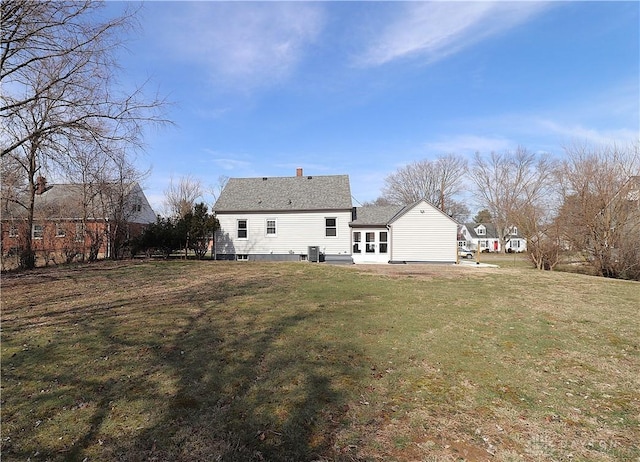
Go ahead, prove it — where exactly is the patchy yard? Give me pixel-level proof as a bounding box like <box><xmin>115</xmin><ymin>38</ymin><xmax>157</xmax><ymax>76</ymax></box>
<box><xmin>2</xmin><ymin>261</ymin><xmax>639</xmax><ymax>461</ymax></box>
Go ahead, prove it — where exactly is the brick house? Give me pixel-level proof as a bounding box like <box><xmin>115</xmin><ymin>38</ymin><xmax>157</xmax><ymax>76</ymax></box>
<box><xmin>1</xmin><ymin>177</ymin><xmax>156</xmax><ymax>267</ymax></box>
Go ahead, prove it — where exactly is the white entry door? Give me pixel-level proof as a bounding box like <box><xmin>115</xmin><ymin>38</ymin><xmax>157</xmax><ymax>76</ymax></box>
<box><xmin>352</xmin><ymin>230</ymin><xmax>389</xmax><ymax>263</ymax></box>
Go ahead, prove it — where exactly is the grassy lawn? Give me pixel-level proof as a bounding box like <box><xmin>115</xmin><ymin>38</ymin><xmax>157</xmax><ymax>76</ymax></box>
<box><xmin>2</xmin><ymin>261</ymin><xmax>639</xmax><ymax>461</ymax></box>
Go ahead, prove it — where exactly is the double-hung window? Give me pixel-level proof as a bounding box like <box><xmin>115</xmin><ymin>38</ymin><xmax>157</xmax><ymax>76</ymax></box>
<box><xmin>325</xmin><ymin>218</ymin><xmax>337</xmax><ymax>237</ymax></box>
<box><xmin>55</xmin><ymin>223</ymin><xmax>66</xmax><ymax>237</ymax></box>
<box><xmin>33</xmin><ymin>224</ymin><xmax>44</xmax><ymax>239</ymax></box>
<box><xmin>266</xmin><ymin>219</ymin><xmax>277</xmax><ymax>236</ymax></box>
<box><xmin>237</xmin><ymin>220</ymin><xmax>248</xmax><ymax>239</ymax></box>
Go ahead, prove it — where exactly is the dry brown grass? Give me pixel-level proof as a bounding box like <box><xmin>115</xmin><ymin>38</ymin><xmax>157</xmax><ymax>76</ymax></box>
<box><xmin>2</xmin><ymin>260</ymin><xmax>639</xmax><ymax>461</ymax></box>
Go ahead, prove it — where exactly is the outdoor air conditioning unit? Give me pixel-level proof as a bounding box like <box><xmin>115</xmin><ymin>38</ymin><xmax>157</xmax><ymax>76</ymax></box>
<box><xmin>308</xmin><ymin>246</ymin><xmax>320</xmax><ymax>263</ymax></box>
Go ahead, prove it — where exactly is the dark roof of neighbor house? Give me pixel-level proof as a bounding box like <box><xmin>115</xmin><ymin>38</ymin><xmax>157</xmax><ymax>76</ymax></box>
<box><xmin>460</xmin><ymin>222</ymin><xmax>524</xmax><ymax>240</ymax></box>
<box><xmin>350</xmin><ymin>205</ymin><xmax>405</xmax><ymax>226</ymax></box>
<box><xmin>213</xmin><ymin>175</ymin><xmax>353</xmax><ymax>212</ymax></box>
<box><xmin>2</xmin><ymin>182</ymin><xmax>155</xmax><ymax>224</ymax></box>
<box><xmin>462</xmin><ymin>222</ymin><xmax>498</xmax><ymax>239</ymax></box>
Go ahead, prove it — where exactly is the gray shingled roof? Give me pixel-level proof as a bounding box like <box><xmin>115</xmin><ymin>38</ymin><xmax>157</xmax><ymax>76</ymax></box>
<box><xmin>350</xmin><ymin>205</ymin><xmax>405</xmax><ymax>226</ymax></box>
<box><xmin>2</xmin><ymin>183</ymin><xmax>155</xmax><ymax>224</ymax></box>
<box><xmin>213</xmin><ymin>175</ymin><xmax>352</xmax><ymax>212</ymax></box>
<box><xmin>462</xmin><ymin>222</ymin><xmax>524</xmax><ymax>239</ymax></box>
<box><xmin>4</xmin><ymin>184</ymin><xmax>102</xmax><ymax>219</ymax></box>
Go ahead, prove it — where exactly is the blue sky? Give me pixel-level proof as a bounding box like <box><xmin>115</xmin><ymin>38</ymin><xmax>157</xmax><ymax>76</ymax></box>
<box><xmin>109</xmin><ymin>1</ymin><xmax>639</xmax><ymax>212</ymax></box>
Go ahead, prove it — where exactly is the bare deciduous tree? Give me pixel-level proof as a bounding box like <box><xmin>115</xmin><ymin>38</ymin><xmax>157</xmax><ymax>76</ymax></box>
<box><xmin>468</xmin><ymin>147</ymin><xmax>556</xmax><ymax>254</ymax></box>
<box><xmin>1</xmin><ymin>0</ymin><xmax>168</xmax><ymax>268</ymax></box>
<box><xmin>164</xmin><ymin>175</ymin><xmax>203</xmax><ymax>218</ymax></box>
<box><xmin>557</xmin><ymin>142</ymin><xmax>640</xmax><ymax>279</ymax></box>
<box><xmin>360</xmin><ymin>197</ymin><xmax>395</xmax><ymax>207</ymax></box>
<box><xmin>382</xmin><ymin>153</ymin><xmax>468</xmax><ymax>215</ymax></box>
<box><xmin>210</xmin><ymin>175</ymin><xmax>229</xmax><ymax>204</ymax></box>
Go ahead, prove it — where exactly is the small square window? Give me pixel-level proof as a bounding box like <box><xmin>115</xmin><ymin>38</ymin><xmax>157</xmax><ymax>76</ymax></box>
<box><xmin>56</xmin><ymin>223</ymin><xmax>66</xmax><ymax>237</ymax></box>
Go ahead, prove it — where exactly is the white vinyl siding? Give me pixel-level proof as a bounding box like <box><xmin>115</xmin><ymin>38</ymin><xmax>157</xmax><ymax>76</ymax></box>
<box><xmin>216</xmin><ymin>210</ymin><xmax>352</xmax><ymax>257</ymax></box>
<box><xmin>389</xmin><ymin>201</ymin><xmax>457</xmax><ymax>263</ymax></box>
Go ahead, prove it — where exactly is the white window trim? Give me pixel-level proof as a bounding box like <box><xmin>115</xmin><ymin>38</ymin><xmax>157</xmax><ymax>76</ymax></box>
<box><xmin>9</xmin><ymin>226</ymin><xmax>18</xmax><ymax>238</ymax></box>
<box><xmin>32</xmin><ymin>224</ymin><xmax>44</xmax><ymax>240</ymax></box>
<box><xmin>56</xmin><ymin>223</ymin><xmax>66</xmax><ymax>237</ymax></box>
<box><xmin>237</xmin><ymin>219</ymin><xmax>248</xmax><ymax>240</ymax></box>
<box><xmin>265</xmin><ymin>219</ymin><xmax>277</xmax><ymax>237</ymax></box>
<box><xmin>325</xmin><ymin>217</ymin><xmax>337</xmax><ymax>238</ymax></box>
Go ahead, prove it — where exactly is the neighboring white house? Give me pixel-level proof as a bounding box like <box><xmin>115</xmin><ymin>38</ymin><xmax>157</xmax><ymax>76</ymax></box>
<box><xmin>458</xmin><ymin>222</ymin><xmax>527</xmax><ymax>253</ymax></box>
<box><xmin>213</xmin><ymin>169</ymin><xmax>458</xmax><ymax>264</ymax></box>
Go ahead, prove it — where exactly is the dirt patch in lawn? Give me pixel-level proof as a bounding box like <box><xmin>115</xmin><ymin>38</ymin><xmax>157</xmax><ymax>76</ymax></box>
<box><xmin>347</xmin><ymin>262</ymin><xmax>500</xmax><ymax>280</ymax></box>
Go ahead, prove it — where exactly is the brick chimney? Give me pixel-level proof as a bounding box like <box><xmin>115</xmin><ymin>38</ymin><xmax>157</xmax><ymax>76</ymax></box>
<box><xmin>296</xmin><ymin>167</ymin><xmax>303</xmax><ymax>177</ymax></box>
<box><xmin>35</xmin><ymin>176</ymin><xmax>47</xmax><ymax>195</ymax></box>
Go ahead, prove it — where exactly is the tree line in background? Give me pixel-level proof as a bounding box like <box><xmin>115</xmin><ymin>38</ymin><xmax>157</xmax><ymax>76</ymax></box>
<box><xmin>373</xmin><ymin>143</ymin><xmax>640</xmax><ymax>280</ymax></box>
<box><xmin>1</xmin><ymin>1</ymin><xmax>168</xmax><ymax>269</ymax></box>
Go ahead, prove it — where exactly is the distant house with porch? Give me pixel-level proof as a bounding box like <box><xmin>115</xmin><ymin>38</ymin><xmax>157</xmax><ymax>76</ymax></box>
<box><xmin>458</xmin><ymin>222</ymin><xmax>526</xmax><ymax>253</ymax></box>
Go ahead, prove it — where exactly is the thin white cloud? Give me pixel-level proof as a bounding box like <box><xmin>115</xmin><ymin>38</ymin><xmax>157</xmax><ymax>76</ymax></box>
<box><xmin>534</xmin><ymin>119</ymin><xmax>639</xmax><ymax>147</ymax></box>
<box><xmin>155</xmin><ymin>2</ymin><xmax>325</xmax><ymax>89</ymax></box>
<box><xmin>432</xmin><ymin>79</ymin><xmax>639</xmax><ymax>156</ymax></box>
<box><xmin>358</xmin><ymin>2</ymin><xmax>549</xmax><ymax>67</ymax></box>
<box><xmin>424</xmin><ymin>135</ymin><xmax>514</xmax><ymax>156</ymax></box>
<box><xmin>200</xmin><ymin>148</ymin><xmax>252</xmax><ymax>171</ymax></box>
<box><xmin>211</xmin><ymin>158</ymin><xmax>251</xmax><ymax>171</ymax></box>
